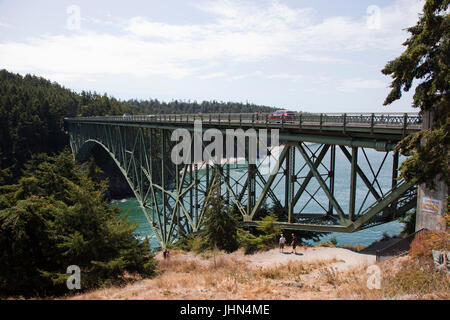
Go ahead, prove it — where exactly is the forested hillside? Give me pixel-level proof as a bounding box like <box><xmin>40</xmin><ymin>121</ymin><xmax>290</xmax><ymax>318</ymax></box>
<box><xmin>126</xmin><ymin>99</ymin><xmax>276</xmax><ymax>114</ymax></box>
<box><xmin>0</xmin><ymin>69</ymin><xmax>275</xmax><ymax>180</ymax></box>
<box><xmin>0</xmin><ymin>69</ymin><xmax>278</xmax><ymax>297</ymax></box>
<box><xmin>0</xmin><ymin>70</ymin><xmax>130</xmax><ymax>179</ymax></box>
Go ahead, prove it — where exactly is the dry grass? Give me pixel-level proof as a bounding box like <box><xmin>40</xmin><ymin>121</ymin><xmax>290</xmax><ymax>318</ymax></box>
<box><xmin>334</xmin><ymin>231</ymin><xmax>450</xmax><ymax>300</ymax></box>
<box><xmin>69</xmin><ymin>233</ymin><xmax>449</xmax><ymax>300</ymax></box>
<box><xmin>70</xmin><ymin>252</ymin><xmax>343</xmax><ymax>300</ymax></box>
<box><xmin>314</xmin><ymin>242</ymin><xmax>336</xmax><ymax>248</ymax></box>
<box><xmin>250</xmin><ymin>259</ymin><xmax>338</xmax><ymax>280</ymax></box>
<box><xmin>333</xmin><ymin>256</ymin><xmax>450</xmax><ymax>300</ymax></box>
<box><xmin>409</xmin><ymin>230</ymin><xmax>449</xmax><ymax>261</ymax></box>
<box><xmin>340</xmin><ymin>244</ymin><xmax>367</xmax><ymax>252</ymax></box>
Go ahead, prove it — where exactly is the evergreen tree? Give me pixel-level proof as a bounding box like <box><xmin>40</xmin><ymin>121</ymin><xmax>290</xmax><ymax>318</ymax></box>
<box><xmin>381</xmin><ymin>0</ymin><xmax>449</xmax><ymax>188</ymax></box>
<box><xmin>0</xmin><ymin>150</ymin><xmax>157</xmax><ymax>297</ymax></box>
<box><xmin>201</xmin><ymin>172</ymin><xmax>239</xmax><ymax>253</ymax></box>
<box><xmin>237</xmin><ymin>214</ymin><xmax>281</xmax><ymax>254</ymax></box>
<box><xmin>257</xmin><ymin>202</ymin><xmax>323</xmax><ymax>246</ymax></box>
<box><xmin>400</xmin><ymin>209</ymin><xmax>417</xmax><ymax>236</ymax></box>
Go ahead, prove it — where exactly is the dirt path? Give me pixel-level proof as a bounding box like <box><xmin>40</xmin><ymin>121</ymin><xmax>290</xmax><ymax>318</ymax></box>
<box><xmin>159</xmin><ymin>246</ymin><xmax>376</xmax><ymax>272</ymax></box>
<box><xmin>231</xmin><ymin>247</ymin><xmax>376</xmax><ymax>271</ymax></box>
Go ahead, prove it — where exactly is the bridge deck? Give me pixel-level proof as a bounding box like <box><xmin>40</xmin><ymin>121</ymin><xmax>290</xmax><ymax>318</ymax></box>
<box><xmin>66</xmin><ymin>112</ymin><xmax>421</xmax><ymax>145</ymax></box>
<box><xmin>66</xmin><ymin>112</ymin><xmax>420</xmax><ymax>246</ymax></box>
<box><xmin>66</xmin><ymin>112</ymin><xmax>421</xmax><ymax>151</ymax></box>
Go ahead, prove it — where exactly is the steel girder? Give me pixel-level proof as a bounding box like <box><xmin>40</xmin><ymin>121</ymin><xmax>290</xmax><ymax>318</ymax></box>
<box><xmin>67</xmin><ymin>120</ymin><xmax>417</xmax><ymax>248</ymax></box>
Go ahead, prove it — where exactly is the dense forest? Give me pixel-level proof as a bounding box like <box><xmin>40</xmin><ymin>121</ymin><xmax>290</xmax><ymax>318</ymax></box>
<box><xmin>0</xmin><ymin>151</ymin><xmax>157</xmax><ymax>297</ymax></box>
<box><xmin>0</xmin><ymin>69</ymin><xmax>276</xmax><ymax>180</ymax></box>
<box><xmin>0</xmin><ymin>69</ymin><xmax>279</xmax><ymax>297</ymax></box>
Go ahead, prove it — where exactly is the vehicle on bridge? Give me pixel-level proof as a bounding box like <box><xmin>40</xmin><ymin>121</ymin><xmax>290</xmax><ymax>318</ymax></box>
<box><xmin>65</xmin><ymin>112</ymin><xmax>420</xmax><ymax>247</ymax></box>
<box><xmin>268</xmin><ymin>110</ymin><xmax>296</xmax><ymax>122</ymax></box>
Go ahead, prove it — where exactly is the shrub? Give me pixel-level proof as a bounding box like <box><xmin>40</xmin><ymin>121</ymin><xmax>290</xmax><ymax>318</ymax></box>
<box><xmin>399</xmin><ymin>210</ymin><xmax>416</xmax><ymax>236</ymax></box>
<box><xmin>0</xmin><ymin>151</ymin><xmax>157</xmax><ymax>297</ymax></box>
<box><xmin>320</xmin><ymin>267</ymin><xmax>340</xmax><ymax>286</ymax></box>
<box><xmin>238</xmin><ymin>214</ymin><xmax>280</xmax><ymax>254</ymax></box>
<box><xmin>387</xmin><ymin>260</ymin><xmax>450</xmax><ymax>296</ymax></box>
<box><xmin>409</xmin><ymin>230</ymin><xmax>449</xmax><ymax>262</ymax></box>
<box><xmin>237</xmin><ymin>228</ymin><xmax>271</xmax><ymax>254</ymax></box>
<box><xmin>315</xmin><ymin>241</ymin><xmax>335</xmax><ymax>248</ymax></box>
<box><xmin>170</xmin><ymin>233</ymin><xmax>196</xmax><ymax>252</ymax></box>
<box><xmin>330</xmin><ymin>236</ymin><xmax>338</xmax><ymax>246</ymax></box>
<box><xmin>341</xmin><ymin>244</ymin><xmax>367</xmax><ymax>252</ymax></box>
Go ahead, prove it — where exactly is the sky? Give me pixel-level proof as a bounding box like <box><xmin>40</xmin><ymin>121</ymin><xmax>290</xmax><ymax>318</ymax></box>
<box><xmin>0</xmin><ymin>0</ymin><xmax>426</xmax><ymax>113</ymax></box>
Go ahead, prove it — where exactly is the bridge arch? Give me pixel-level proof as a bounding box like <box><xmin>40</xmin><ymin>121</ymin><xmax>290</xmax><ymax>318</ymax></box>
<box><xmin>70</xmin><ymin>125</ymin><xmax>211</xmax><ymax>248</ymax></box>
<box><xmin>66</xmin><ymin>114</ymin><xmax>419</xmax><ymax>248</ymax></box>
<box><xmin>74</xmin><ymin>139</ymin><xmax>166</xmax><ymax>246</ymax></box>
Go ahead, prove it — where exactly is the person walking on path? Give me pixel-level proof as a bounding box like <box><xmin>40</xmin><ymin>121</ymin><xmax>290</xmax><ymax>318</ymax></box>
<box><xmin>291</xmin><ymin>233</ymin><xmax>298</xmax><ymax>254</ymax></box>
<box><xmin>279</xmin><ymin>234</ymin><xmax>286</xmax><ymax>253</ymax></box>
<box><xmin>163</xmin><ymin>249</ymin><xmax>170</xmax><ymax>259</ymax></box>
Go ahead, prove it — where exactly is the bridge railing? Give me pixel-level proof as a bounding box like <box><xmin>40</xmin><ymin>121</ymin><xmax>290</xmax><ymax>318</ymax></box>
<box><xmin>67</xmin><ymin>112</ymin><xmax>422</xmax><ymax>131</ymax></box>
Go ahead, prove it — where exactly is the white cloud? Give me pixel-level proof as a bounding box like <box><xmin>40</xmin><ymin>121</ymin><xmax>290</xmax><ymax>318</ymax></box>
<box><xmin>124</xmin><ymin>17</ymin><xmax>204</xmax><ymax>40</ymax></box>
<box><xmin>226</xmin><ymin>71</ymin><xmax>263</xmax><ymax>81</ymax></box>
<box><xmin>296</xmin><ymin>0</ymin><xmax>424</xmax><ymax>52</ymax></box>
<box><xmin>198</xmin><ymin>72</ymin><xmax>228</xmax><ymax>80</ymax></box>
<box><xmin>84</xmin><ymin>16</ymin><xmax>117</xmax><ymax>26</ymax></box>
<box><xmin>294</xmin><ymin>53</ymin><xmax>350</xmax><ymax>63</ymax></box>
<box><xmin>266</xmin><ymin>73</ymin><xmax>302</xmax><ymax>82</ymax></box>
<box><xmin>228</xmin><ymin>74</ymin><xmax>250</xmax><ymax>81</ymax></box>
<box><xmin>337</xmin><ymin>78</ymin><xmax>387</xmax><ymax>92</ymax></box>
<box><xmin>0</xmin><ymin>32</ymin><xmax>199</xmax><ymax>79</ymax></box>
<box><xmin>0</xmin><ymin>0</ymin><xmax>425</xmax><ymax>82</ymax></box>
<box><xmin>0</xmin><ymin>21</ymin><xmax>12</xmax><ymax>28</ymax></box>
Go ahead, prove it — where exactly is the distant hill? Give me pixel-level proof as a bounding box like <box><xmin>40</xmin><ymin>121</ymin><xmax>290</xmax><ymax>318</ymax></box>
<box><xmin>0</xmin><ymin>69</ymin><xmax>276</xmax><ymax>179</ymax></box>
<box><xmin>126</xmin><ymin>98</ymin><xmax>276</xmax><ymax>115</ymax></box>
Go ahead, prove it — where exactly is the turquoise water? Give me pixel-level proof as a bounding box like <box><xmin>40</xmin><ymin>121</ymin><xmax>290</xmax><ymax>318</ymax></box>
<box><xmin>112</xmin><ymin>145</ymin><xmax>407</xmax><ymax>248</ymax></box>
<box><xmin>112</xmin><ymin>199</ymin><xmax>404</xmax><ymax>247</ymax></box>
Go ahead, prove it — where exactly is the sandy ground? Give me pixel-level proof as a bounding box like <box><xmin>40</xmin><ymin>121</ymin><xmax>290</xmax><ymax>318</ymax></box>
<box><xmin>229</xmin><ymin>247</ymin><xmax>376</xmax><ymax>271</ymax></box>
<box><xmin>159</xmin><ymin>247</ymin><xmax>376</xmax><ymax>272</ymax></box>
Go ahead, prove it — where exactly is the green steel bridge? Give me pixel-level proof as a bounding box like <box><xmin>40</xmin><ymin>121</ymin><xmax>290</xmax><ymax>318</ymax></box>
<box><xmin>65</xmin><ymin>112</ymin><xmax>421</xmax><ymax>247</ymax></box>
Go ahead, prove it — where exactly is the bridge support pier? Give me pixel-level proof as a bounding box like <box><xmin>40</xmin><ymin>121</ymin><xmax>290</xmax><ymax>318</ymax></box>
<box><xmin>415</xmin><ymin>110</ymin><xmax>448</xmax><ymax>232</ymax></box>
<box><xmin>416</xmin><ymin>179</ymin><xmax>448</xmax><ymax>232</ymax></box>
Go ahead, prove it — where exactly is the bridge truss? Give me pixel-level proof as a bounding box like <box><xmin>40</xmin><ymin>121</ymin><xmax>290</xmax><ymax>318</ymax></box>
<box><xmin>66</xmin><ymin>113</ymin><xmax>420</xmax><ymax>247</ymax></box>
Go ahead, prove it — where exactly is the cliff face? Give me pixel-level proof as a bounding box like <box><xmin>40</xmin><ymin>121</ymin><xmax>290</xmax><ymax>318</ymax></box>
<box><xmin>105</xmin><ymin>173</ymin><xmax>134</xmax><ymax>199</ymax></box>
<box><xmin>88</xmin><ymin>144</ymin><xmax>134</xmax><ymax>200</ymax></box>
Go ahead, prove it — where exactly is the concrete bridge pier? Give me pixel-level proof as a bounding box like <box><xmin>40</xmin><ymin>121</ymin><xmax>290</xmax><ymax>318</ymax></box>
<box><xmin>416</xmin><ymin>110</ymin><xmax>448</xmax><ymax>232</ymax></box>
<box><xmin>416</xmin><ymin>179</ymin><xmax>448</xmax><ymax>232</ymax></box>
